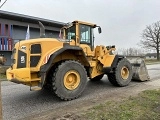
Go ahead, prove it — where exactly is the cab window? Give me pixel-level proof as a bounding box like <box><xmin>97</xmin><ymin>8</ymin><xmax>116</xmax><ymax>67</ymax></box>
<box><xmin>80</xmin><ymin>25</ymin><xmax>92</xmax><ymax>44</ymax></box>
<box><xmin>65</xmin><ymin>25</ymin><xmax>76</xmax><ymax>40</ymax></box>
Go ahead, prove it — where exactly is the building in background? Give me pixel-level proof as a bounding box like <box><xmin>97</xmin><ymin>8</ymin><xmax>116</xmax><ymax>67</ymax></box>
<box><xmin>145</xmin><ymin>53</ymin><xmax>160</xmax><ymax>60</ymax></box>
<box><xmin>0</xmin><ymin>10</ymin><xmax>65</xmax><ymax>65</ymax></box>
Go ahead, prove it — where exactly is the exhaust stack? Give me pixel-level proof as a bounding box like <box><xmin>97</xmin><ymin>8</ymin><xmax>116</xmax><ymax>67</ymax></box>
<box><xmin>38</xmin><ymin>21</ymin><xmax>46</xmax><ymax>38</ymax></box>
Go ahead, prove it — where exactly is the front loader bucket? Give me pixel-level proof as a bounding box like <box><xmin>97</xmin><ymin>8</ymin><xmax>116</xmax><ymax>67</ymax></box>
<box><xmin>127</xmin><ymin>57</ymin><xmax>150</xmax><ymax>81</ymax></box>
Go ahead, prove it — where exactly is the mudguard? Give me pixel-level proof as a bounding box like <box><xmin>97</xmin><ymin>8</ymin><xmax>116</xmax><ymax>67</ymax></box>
<box><xmin>102</xmin><ymin>55</ymin><xmax>124</xmax><ymax>73</ymax></box>
<box><xmin>41</xmin><ymin>46</ymin><xmax>89</xmax><ymax>72</ymax></box>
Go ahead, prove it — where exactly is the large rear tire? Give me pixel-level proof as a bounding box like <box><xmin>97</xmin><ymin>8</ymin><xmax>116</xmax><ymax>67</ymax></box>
<box><xmin>43</xmin><ymin>62</ymin><xmax>62</xmax><ymax>91</ymax></box>
<box><xmin>43</xmin><ymin>67</ymin><xmax>55</xmax><ymax>91</ymax></box>
<box><xmin>107</xmin><ymin>58</ymin><xmax>132</xmax><ymax>87</ymax></box>
<box><xmin>52</xmin><ymin>60</ymin><xmax>87</xmax><ymax>100</ymax></box>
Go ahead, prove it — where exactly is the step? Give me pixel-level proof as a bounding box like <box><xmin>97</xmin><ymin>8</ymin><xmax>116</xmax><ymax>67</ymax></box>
<box><xmin>30</xmin><ymin>86</ymin><xmax>42</xmax><ymax>91</ymax></box>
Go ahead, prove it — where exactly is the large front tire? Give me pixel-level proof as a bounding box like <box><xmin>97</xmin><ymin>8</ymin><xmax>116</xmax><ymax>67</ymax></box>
<box><xmin>52</xmin><ymin>60</ymin><xmax>87</xmax><ymax>100</ymax></box>
<box><xmin>107</xmin><ymin>58</ymin><xmax>132</xmax><ymax>87</ymax></box>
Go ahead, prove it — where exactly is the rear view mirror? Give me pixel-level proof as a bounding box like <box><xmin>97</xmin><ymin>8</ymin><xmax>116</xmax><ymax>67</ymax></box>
<box><xmin>98</xmin><ymin>27</ymin><xmax>102</xmax><ymax>34</ymax></box>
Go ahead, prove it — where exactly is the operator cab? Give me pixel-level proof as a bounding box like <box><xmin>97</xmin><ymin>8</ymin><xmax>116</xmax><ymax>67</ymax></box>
<box><xmin>63</xmin><ymin>21</ymin><xmax>101</xmax><ymax>51</ymax></box>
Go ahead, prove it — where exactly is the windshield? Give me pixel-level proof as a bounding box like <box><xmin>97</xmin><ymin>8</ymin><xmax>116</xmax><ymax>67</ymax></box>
<box><xmin>80</xmin><ymin>24</ymin><xmax>92</xmax><ymax>44</ymax></box>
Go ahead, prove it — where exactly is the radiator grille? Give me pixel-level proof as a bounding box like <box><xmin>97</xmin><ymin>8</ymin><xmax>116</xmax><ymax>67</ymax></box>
<box><xmin>30</xmin><ymin>56</ymin><xmax>41</xmax><ymax>67</ymax></box>
<box><xmin>31</xmin><ymin>44</ymin><xmax>41</xmax><ymax>54</ymax></box>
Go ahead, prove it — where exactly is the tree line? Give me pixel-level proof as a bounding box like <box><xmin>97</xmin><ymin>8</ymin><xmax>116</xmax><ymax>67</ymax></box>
<box><xmin>117</xmin><ymin>48</ymin><xmax>146</xmax><ymax>56</ymax></box>
<box><xmin>119</xmin><ymin>21</ymin><xmax>160</xmax><ymax>60</ymax></box>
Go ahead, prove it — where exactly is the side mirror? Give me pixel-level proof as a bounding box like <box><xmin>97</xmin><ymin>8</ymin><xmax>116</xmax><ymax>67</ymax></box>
<box><xmin>98</xmin><ymin>27</ymin><xmax>102</xmax><ymax>34</ymax></box>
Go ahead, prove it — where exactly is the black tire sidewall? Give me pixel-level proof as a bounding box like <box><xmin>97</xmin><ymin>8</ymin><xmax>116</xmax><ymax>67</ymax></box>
<box><xmin>115</xmin><ymin>59</ymin><xmax>132</xmax><ymax>86</ymax></box>
<box><xmin>54</xmin><ymin>61</ymin><xmax>87</xmax><ymax>99</ymax></box>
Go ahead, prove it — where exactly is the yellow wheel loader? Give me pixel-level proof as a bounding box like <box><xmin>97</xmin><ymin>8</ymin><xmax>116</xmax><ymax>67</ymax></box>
<box><xmin>6</xmin><ymin>21</ymin><xmax>149</xmax><ymax>100</ymax></box>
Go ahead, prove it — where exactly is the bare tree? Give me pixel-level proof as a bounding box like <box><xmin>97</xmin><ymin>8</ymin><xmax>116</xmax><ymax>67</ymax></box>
<box><xmin>140</xmin><ymin>21</ymin><xmax>160</xmax><ymax>60</ymax></box>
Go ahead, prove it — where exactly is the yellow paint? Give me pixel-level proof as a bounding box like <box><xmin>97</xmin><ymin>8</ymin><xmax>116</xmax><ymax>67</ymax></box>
<box><xmin>80</xmin><ymin>44</ymin><xmax>95</xmax><ymax>56</ymax></box>
<box><xmin>73</xmin><ymin>20</ymin><xmax>96</xmax><ymax>27</ymax></box>
<box><xmin>63</xmin><ymin>70</ymin><xmax>80</xmax><ymax>90</ymax></box>
<box><xmin>7</xmin><ymin>68</ymin><xmax>31</xmax><ymax>82</ymax></box>
<box><xmin>89</xmin><ymin>61</ymin><xmax>96</xmax><ymax>67</ymax></box>
<box><xmin>90</xmin><ymin>61</ymin><xmax>103</xmax><ymax>78</ymax></box>
<box><xmin>121</xmin><ymin>66</ymin><xmax>129</xmax><ymax>80</ymax></box>
<box><xmin>98</xmin><ymin>55</ymin><xmax>115</xmax><ymax>67</ymax></box>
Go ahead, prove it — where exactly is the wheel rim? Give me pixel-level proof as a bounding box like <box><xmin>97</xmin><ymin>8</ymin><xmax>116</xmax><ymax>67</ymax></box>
<box><xmin>121</xmin><ymin>66</ymin><xmax>129</xmax><ymax>80</ymax></box>
<box><xmin>64</xmin><ymin>70</ymin><xmax>80</xmax><ymax>90</ymax></box>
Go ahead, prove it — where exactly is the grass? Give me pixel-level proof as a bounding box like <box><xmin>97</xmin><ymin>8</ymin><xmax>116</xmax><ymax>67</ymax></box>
<box><xmin>82</xmin><ymin>89</ymin><xmax>160</xmax><ymax>120</ymax></box>
<box><xmin>0</xmin><ymin>66</ymin><xmax>8</xmax><ymax>80</ymax></box>
<box><xmin>0</xmin><ymin>74</ymin><xmax>6</xmax><ymax>80</ymax></box>
<box><xmin>145</xmin><ymin>59</ymin><xmax>160</xmax><ymax>65</ymax></box>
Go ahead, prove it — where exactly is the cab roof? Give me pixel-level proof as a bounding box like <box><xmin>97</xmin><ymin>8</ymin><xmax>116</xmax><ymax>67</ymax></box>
<box><xmin>73</xmin><ymin>20</ymin><xmax>97</xmax><ymax>27</ymax></box>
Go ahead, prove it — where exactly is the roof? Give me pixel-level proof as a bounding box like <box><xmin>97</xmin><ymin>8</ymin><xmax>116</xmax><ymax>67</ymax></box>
<box><xmin>0</xmin><ymin>10</ymin><xmax>65</xmax><ymax>28</ymax></box>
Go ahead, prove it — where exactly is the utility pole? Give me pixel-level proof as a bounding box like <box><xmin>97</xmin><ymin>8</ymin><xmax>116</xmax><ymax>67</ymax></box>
<box><xmin>0</xmin><ymin>1</ymin><xmax>8</xmax><ymax>119</ymax></box>
<box><xmin>0</xmin><ymin>1</ymin><xmax>3</xmax><ymax>119</ymax></box>
<box><xmin>0</xmin><ymin>0</ymin><xmax>8</xmax><ymax>9</ymax></box>
<box><xmin>0</xmin><ymin>79</ymin><xmax>2</xmax><ymax>120</ymax></box>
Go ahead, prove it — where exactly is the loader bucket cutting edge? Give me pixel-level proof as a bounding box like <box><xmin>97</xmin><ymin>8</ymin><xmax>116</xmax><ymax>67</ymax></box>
<box><xmin>127</xmin><ymin>57</ymin><xmax>150</xmax><ymax>81</ymax></box>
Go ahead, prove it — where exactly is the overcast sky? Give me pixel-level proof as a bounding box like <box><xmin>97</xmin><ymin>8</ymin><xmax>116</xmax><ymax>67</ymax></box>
<box><xmin>1</xmin><ymin>0</ymin><xmax>160</xmax><ymax>49</ymax></box>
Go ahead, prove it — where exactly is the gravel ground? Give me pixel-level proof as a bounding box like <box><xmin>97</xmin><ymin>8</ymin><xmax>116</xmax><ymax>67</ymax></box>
<box><xmin>1</xmin><ymin>64</ymin><xmax>160</xmax><ymax>120</ymax></box>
